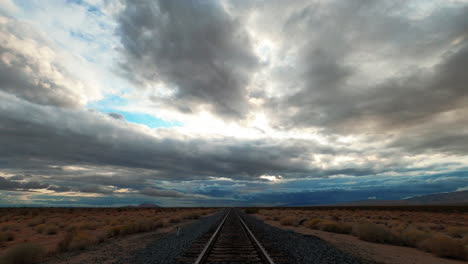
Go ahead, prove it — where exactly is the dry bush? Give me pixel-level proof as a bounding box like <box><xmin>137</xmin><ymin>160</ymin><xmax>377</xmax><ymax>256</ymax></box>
<box><xmin>1</xmin><ymin>243</ymin><xmax>45</xmax><ymax>264</ymax></box>
<box><xmin>400</xmin><ymin>226</ymin><xmax>431</xmax><ymax>247</ymax></box>
<box><xmin>244</xmin><ymin>208</ymin><xmax>259</xmax><ymax>214</ymax></box>
<box><xmin>279</xmin><ymin>216</ymin><xmax>299</xmax><ymax>226</ymax></box>
<box><xmin>57</xmin><ymin>231</ymin><xmax>74</xmax><ymax>252</ymax></box>
<box><xmin>0</xmin><ymin>231</ymin><xmax>15</xmax><ymax>243</ymax></box>
<box><xmin>35</xmin><ymin>224</ymin><xmax>46</xmax><ymax>234</ymax></box>
<box><xmin>46</xmin><ymin>224</ymin><xmax>59</xmax><ymax>235</ymax></box>
<box><xmin>304</xmin><ymin>218</ymin><xmax>322</xmax><ymax>229</ymax></box>
<box><xmin>107</xmin><ymin>225</ymin><xmax>124</xmax><ymax>237</ymax></box>
<box><xmin>27</xmin><ymin>217</ymin><xmax>45</xmax><ymax>227</ymax></box>
<box><xmin>78</xmin><ymin>221</ymin><xmax>99</xmax><ymax>230</ymax></box>
<box><xmin>446</xmin><ymin>226</ymin><xmax>468</xmax><ymax>238</ymax></box>
<box><xmin>318</xmin><ymin>220</ymin><xmax>352</xmax><ymax>234</ymax></box>
<box><xmin>69</xmin><ymin>231</ymin><xmax>96</xmax><ymax>250</ymax></box>
<box><xmin>57</xmin><ymin>230</ymin><xmax>97</xmax><ymax>252</ymax></box>
<box><xmin>418</xmin><ymin>234</ymin><xmax>466</xmax><ymax>260</ymax></box>
<box><xmin>169</xmin><ymin>216</ymin><xmax>182</xmax><ymax>223</ymax></box>
<box><xmin>183</xmin><ymin>211</ymin><xmax>201</xmax><ymax>220</ymax></box>
<box><xmin>353</xmin><ymin>223</ymin><xmax>401</xmax><ymax>245</ymax></box>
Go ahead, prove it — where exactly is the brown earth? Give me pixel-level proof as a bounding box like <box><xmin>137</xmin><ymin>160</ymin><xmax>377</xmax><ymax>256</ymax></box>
<box><xmin>254</xmin><ymin>213</ymin><xmax>468</xmax><ymax>264</ymax></box>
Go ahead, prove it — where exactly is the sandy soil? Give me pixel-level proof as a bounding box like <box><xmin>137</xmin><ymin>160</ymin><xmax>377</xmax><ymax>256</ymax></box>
<box><xmin>254</xmin><ymin>214</ymin><xmax>468</xmax><ymax>264</ymax></box>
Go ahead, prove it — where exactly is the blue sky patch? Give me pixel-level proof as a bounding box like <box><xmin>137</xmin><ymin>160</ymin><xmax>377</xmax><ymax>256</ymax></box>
<box><xmin>88</xmin><ymin>95</ymin><xmax>182</xmax><ymax>128</ymax></box>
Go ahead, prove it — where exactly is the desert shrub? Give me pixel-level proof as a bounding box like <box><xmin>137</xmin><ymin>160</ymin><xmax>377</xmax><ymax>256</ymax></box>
<box><xmin>107</xmin><ymin>225</ymin><xmax>124</xmax><ymax>237</ymax></box>
<box><xmin>418</xmin><ymin>234</ymin><xmax>466</xmax><ymax>260</ymax></box>
<box><xmin>35</xmin><ymin>224</ymin><xmax>46</xmax><ymax>234</ymax></box>
<box><xmin>400</xmin><ymin>227</ymin><xmax>431</xmax><ymax>247</ymax></box>
<box><xmin>462</xmin><ymin>236</ymin><xmax>468</xmax><ymax>246</ymax></box>
<box><xmin>69</xmin><ymin>231</ymin><xmax>96</xmax><ymax>250</ymax></box>
<box><xmin>318</xmin><ymin>220</ymin><xmax>352</xmax><ymax>234</ymax></box>
<box><xmin>244</xmin><ymin>208</ymin><xmax>259</xmax><ymax>214</ymax></box>
<box><xmin>57</xmin><ymin>231</ymin><xmax>74</xmax><ymax>252</ymax></box>
<box><xmin>27</xmin><ymin>217</ymin><xmax>45</xmax><ymax>227</ymax></box>
<box><xmin>1</xmin><ymin>243</ymin><xmax>45</xmax><ymax>264</ymax></box>
<box><xmin>446</xmin><ymin>226</ymin><xmax>468</xmax><ymax>238</ymax></box>
<box><xmin>304</xmin><ymin>218</ymin><xmax>322</xmax><ymax>229</ymax></box>
<box><xmin>353</xmin><ymin>223</ymin><xmax>401</xmax><ymax>245</ymax></box>
<box><xmin>183</xmin><ymin>212</ymin><xmax>201</xmax><ymax>220</ymax></box>
<box><xmin>96</xmin><ymin>232</ymin><xmax>107</xmax><ymax>243</ymax></box>
<box><xmin>272</xmin><ymin>215</ymin><xmax>281</xmax><ymax>221</ymax></box>
<box><xmin>279</xmin><ymin>216</ymin><xmax>299</xmax><ymax>226</ymax></box>
<box><xmin>2</xmin><ymin>224</ymin><xmax>19</xmax><ymax>232</ymax></box>
<box><xmin>169</xmin><ymin>216</ymin><xmax>181</xmax><ymax>223</ymax></box>
<box><xmin>46</xmin><ymin>225</ymin><xmax>59</xmax><ymax>235</ymax></box>
<box><xmin>79</xmin><ymin>222</ymin><xmax>99</xmax><ymax>230</ymax></box>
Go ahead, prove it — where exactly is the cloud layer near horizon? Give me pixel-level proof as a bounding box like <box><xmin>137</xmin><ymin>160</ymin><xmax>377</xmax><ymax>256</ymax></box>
<box><xmin>0</xmin><ymin>0</ymin><xmax>467</xmax><ymax>206</ymax></box>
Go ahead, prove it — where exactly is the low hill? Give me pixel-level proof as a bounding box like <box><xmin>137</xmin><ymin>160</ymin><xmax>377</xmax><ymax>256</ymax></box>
<box><xmin>329</xmin><ymin>190</ymin><xmax>468</xmax><ymax>206</ymax></box>
<box><xmin>125</xmin><ymin>203</ymin><xmax>161</xmax><ymax>208</ymax></box>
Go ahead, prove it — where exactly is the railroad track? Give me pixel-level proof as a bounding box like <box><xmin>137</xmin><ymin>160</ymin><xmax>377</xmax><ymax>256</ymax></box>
<box><xmin>177</xmin><ymin>209</ymin><xmax>284</xmax><ymax>264</ymax></box>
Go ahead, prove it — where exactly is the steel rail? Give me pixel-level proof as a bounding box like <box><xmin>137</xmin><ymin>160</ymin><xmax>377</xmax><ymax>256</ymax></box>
<box><xmin>235</xmin><ymin>209</ymin><xmax>276</xmax><ymax>264</ymax></box>
<box><xmin>193</xmin><ymin>209</ymin><xmax>230</xmax><ymax>264</ymax></box>
<box><xmin>193</xmin><ymin>208</ymin><xmax>275</xmax><ymax>264</ymax></box>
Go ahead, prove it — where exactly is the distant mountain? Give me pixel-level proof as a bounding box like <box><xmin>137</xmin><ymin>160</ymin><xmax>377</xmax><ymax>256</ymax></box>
<box><xmin>126</xmin><ymin>203</ymin><xmax>161</xmax><ymax>208</ymax></box>
<box><xmin>404</xmin><ymin>190</ymin><xmax>468</xmax><ymax>205</ymax></box>
<box><xmin>326</xmin><ymin>190</ymin><xmax>468</xmax><ymax>206</ymax></box>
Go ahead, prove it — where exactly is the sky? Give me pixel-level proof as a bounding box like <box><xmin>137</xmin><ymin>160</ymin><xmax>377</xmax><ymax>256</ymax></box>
<box><xmin>0</xmin><ymin>0</ymin><xmax>467</xmax><ymax>207</ymax></box>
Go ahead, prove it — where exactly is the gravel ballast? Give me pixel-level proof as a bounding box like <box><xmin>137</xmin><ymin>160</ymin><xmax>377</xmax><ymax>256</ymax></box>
<box><xmin>117</xmin><ymin>211</ymin><xmax>224</xmax><ymax>264</ymax></box>
<box><xmin>239</xmin><ymin>210</ymin><xmax>376</xmax><ymax>264</ymax></box>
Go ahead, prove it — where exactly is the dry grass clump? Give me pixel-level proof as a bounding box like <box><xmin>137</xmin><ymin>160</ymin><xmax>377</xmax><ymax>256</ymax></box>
<box><xmin>400</xmin><ymin>226</ymin><xmax>431</xmax><ymax>247</ymax></box>
<box><xmin>169</xmin><ymin>216</ymin><xmax>182</xmax><ymax>223</ymax></box>
<box><xmin>304</xmin><ymin>218</ymin><xmax>322</xmax><ymax>229</ymax></box>
<box><xmin>352</xmin><ymin>223</ymin><xmax>401</xmax><ymax>245</ymax></box>
<box><xmin>279</xmin><ymin>216</ymin><xmax>300</xmax><ymax>226</ymax></box>
<box><xmin>418</xmin><ymin>234</ymin><xmax>466</xmax><ymax>260</ymax></box>
<box><xmin>46</xmin><ymin>224</ymin><xmax>59</xmax><ymax>235</ymax></box>
<box><xmin>27</xmin><ymin>217</ymin><xmax>46</xmax><ymax>227</ymax></box>
<box><xmin>0</xmin><ymin>231</ymin><xmax>15</xmax><ymax>243</ymax></box>
<box><xmin>1</xmin><ymin>243</ymin><xmax>45</xmax><ymax>264</ymax></box>
<box><xmin>317</xmin><ymin>220</ymin><xmax>352</xmax><ymax>234</ymax></box>
<box><xmin>244</xmin><ymin>208</ymin><xmax>259</xmax><ymax>214</ymax></box>
<box><xmin>35</xmin><ymin>224</ymin><xmax>46</xmax><ymax>234</ymax></box>
<box><xmin>182</xmin><ymin>211</ymin><xmax>201</xmax><ymax>220</ymax></box>
<box><xmin>446</xmin><ymin>226</ymin><xmax>468</xmax><ymax>238</ymax></box>
<box><xmin>57</xmin><ymin>231</ymin><xmax>96</xmax><ymax>252</ymax></box>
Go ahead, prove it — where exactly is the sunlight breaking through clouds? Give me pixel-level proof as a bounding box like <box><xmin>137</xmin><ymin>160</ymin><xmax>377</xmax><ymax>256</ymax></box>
<box><xmin>0</xmin><ymin>0</ymin><xmax>467</xmax><ymax>206</ymax></box>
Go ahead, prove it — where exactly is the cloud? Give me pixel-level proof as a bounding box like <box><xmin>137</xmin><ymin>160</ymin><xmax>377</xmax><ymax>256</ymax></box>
<box><xmin>117</xmin><ymin>0</ymin><xmax>259</xmax><ymax>118</ymax></box>
<box><xmin>47</xmin><ymin>185</ymin><xmax>72</xmax><ymax>192</ymax></box>
<box><xmin>108</xmin><ymin>112</ymin><xmax>125</xmax><ymax>120</ymax></box>
<box><xmin>78</xmin><ymin>185</ymin><xmax>114</xmax><ymax>194</ymax></box>
<box><xmin>1</xmin><ymin>0</ymin><xmax>468</xmax><ymax>207</ymax></box>
<box><xmin>0</xmin><ymin>15</ymin><xmax>95</xmax><ymax>108</ymax></box>
<box><xmin>0</xmin><ymin>176</ymin><xmax>49</xmax><ymax>191</ymax></box>
<box><xmin>140</xmin><ymin>187</ymin><xmax>206</xmax><ymax>198</ymax></box>
<box><xmin>265</xmin><ymin>2</ymin><xmax>468</xmax><ymax>134</ymax></box>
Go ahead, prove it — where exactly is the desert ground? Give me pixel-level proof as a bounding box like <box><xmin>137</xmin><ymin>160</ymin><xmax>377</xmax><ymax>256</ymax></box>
<box><xmin>249</xmin><ymin>206</ymin><xmax>468</xmax><ymax>262</ymax></box>
<box><xmin>0</xmin><ymin>207</ymin><xmax>217</xmax><ymax>263</ymax></box>
<box><xmin>1</xmin><ymin>206</ymin><xmax>467</xmax><ymax>264</ymax></box>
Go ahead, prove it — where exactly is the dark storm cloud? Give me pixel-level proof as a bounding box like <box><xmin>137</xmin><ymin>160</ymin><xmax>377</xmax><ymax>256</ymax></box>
<box><xmin>267</xmin><ymin>2</ymin><xmax>468</xmax><ymax>139</ymax></box>
<box><xmin>140</xmin><ymin>188</ymin><xmax>205</xmax><ymax>198</ymax></box>
<box><xmin>47</xmin><ymin>185</ymin><xmax>72</xmax><ymax>192</ymax></box>
<box><xmin>0</xmin><ymin>91</ymin><xmax>401</xmax><ymax>188</ymax></box>
<box><xmin>0</xmin><ymin>176</ymin><xmax>49</xmax><ymax>190</ymax></box>
<box><xmin>108</xmin><ymin>112</ymin><xmax>125</xmax><ymax>120</ymax></box>
<box><xmin>117</xmin><ymin>0</ymin><xmax>259</xmax><ymax>118</ymax></box>
<box><xmin>78</xmin><ymin>185</ymin><xmax>114</xmax><ymax>194</ymax></box>
<box><xmin>0</xmin><ymin>16</ymin><xmax>85</xmax><ymax>108</ymax></box>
